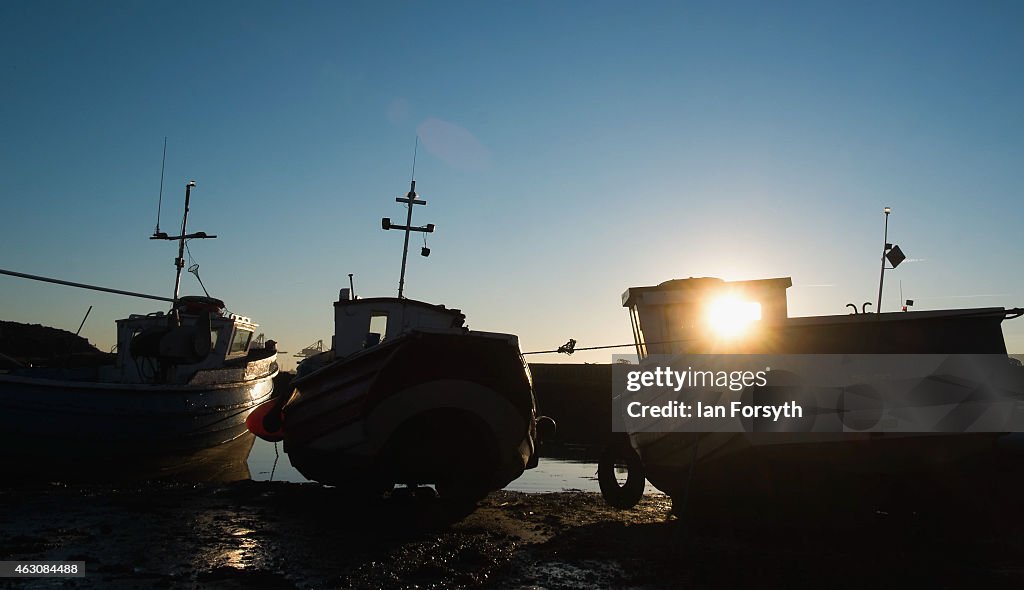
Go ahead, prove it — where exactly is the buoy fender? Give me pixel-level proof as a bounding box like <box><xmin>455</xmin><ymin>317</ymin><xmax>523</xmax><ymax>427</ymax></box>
<box><xmin>246</xmin><ymin>397</ymin><xmax>285</xmax><ymax>442</ymax></box>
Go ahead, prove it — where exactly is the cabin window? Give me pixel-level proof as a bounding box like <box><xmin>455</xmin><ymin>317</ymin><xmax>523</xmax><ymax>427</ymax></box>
<box><xmin>229</xmin><ymin>329</ymin><xmax>252</xmax><ymax>355</ymax></box>
<box><xmin>368</xmin><ymin>313</ymin><xmax>388</xmax><ymax>345</ymax></box>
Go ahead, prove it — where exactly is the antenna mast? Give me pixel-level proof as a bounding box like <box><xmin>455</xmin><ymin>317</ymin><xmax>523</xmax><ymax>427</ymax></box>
<box><xmin>151</xmin><ymin>180</ymin><xmax>217</xmax><ymax>304</ymax></box>
<box><xmin>155</xmin><ymin>137</ymin><xmax>167</xmax><ymax>235</ymax></box>
<box><xmin>876</xmin><ymin>207</ymin><xmax>890</xmax><ymax>313</ymax></box>
<box><xmin>381</xmin><ymin>139</ymin><xmax>435</xmax><ymax>299</ymax></box>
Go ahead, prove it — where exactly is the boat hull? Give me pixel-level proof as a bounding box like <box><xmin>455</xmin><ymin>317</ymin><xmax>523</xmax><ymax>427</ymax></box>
<box><xmin>636</xmin><ymin>430</ymin><xmax>1009</xmax><ymax>490</ymax></box>
<box><xmin>0</xmin><ymin>365</ymin><xmax>276</xmax><ymax>461</ymax></box>
<box><xmin>283</xmin><ymin>331</ymin><xmax>537</xmax><ymax>496</ymax></box>
<box><xmin>632</xmin><ymin>430</ymin><xmax>1024</xmax><ymax>518</ymax></box>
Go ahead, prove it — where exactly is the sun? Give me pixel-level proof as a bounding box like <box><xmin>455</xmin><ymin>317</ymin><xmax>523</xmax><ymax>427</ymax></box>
<box><xmin>705</xmin><ymin>296</ymin><xmax>762</xmax><ymax>339</ymax></box>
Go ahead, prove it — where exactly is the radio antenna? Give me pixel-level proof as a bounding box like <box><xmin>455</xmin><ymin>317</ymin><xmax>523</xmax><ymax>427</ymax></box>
<box><xmin>154</xmin><ymin>137</ymin><xmax>167</xmax><ymax>235</ymax></box>
<box><xmin>381</xmin><ymin>139</ymin><xmax>435</xmax><ymax>299</ymax></box>
<box><xmin>410</xmin><ymin>136</ymin><xmax>419</xmax><ymax>183</ymax></box>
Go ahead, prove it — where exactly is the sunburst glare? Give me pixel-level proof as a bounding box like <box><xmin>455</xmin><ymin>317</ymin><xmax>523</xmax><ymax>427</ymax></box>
<box><xmin>705</xmin><ymin>296</ymin><xmax>762</xmax><ymax>339</ymax></box>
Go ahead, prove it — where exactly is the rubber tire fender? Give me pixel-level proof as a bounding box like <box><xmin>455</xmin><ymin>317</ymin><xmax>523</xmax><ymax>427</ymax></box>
<box><xmin>598</xmin><ymin>441</ymin><xmax>646</xmax><ymax>509</ymax></box>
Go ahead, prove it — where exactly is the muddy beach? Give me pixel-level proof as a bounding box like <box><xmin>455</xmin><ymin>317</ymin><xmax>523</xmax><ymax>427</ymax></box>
<box><xmin>3</xmin><ymin>477</ymin><xmax>1023</xmax><ymax>589</ymax></box>
<box><xmin>3</xmin><ymin>343</ymin><xmax>1024</xmax><ymax>588</ymax></box>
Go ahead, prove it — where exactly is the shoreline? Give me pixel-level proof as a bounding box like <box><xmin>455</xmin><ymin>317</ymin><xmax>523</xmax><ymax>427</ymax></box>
<box><xmin>2</xmin><ymin>480</ymin><xmax>1021</xmax><ymax>589</ymax></box>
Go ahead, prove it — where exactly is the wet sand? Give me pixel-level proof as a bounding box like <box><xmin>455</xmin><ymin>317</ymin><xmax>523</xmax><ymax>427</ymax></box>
<box><xmin>2</xmin><ymin>480</ymin><xmax>1023</xmax><ymax>589</ymax></box>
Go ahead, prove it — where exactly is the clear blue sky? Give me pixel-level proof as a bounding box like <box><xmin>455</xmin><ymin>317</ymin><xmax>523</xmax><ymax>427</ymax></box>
<box><xmin>2</xmin><ymin>0</ymin><xmax>1023</xmax><ymax>368</ymax></box>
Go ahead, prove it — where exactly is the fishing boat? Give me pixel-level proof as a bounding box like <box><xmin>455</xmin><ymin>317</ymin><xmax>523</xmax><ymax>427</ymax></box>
<box><xmin>601</xmin><ymin>274</ymin><xmax>1024</xmax><ymax>513</ymax></box>
<box><xmin>0</xmin><ymin>180</ymin><xmax>278</xmax><ymax>468</ymax></box>
<box><xmin>249</xmin><ymin>180</ymin><xmax>540</xmax><ymax>503</ymax></box>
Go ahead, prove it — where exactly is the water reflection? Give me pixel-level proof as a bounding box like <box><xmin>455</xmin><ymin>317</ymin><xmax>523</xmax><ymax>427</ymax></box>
<box><xmin>503</xmin><ymin>458</ymin><xmax>602</xmax><ymax>493</ymax></box>
<box><xmin>221</xmin><ymin>526</ymin><xmax>261</xmax><ymax>570</ymax></box>
<box><xmin>5</xmin><ymin>433</ymin><xmax>654</xmax><ymax>495</ymax></box>
<box><xmin>247</xmin><ymin>437</ymin><xmax>306</xmax><ymax>483</ymax></box>
<box><xmin>246</xmin><ymin>438</ymin><xmax>662</xmax><ymax>495</ymax></box>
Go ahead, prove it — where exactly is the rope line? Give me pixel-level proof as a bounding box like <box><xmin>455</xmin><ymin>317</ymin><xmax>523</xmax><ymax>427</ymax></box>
<box><xmin>522</xmin><ymin>337</ymin><xmax>696</xmax><ymax>356</ymax></box>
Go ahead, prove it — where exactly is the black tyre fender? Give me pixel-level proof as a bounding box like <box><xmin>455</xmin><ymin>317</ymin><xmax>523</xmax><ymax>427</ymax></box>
<box><xmin>598</xmin><ymin>440</ymin><xmax>646</xmax><ymax>509</ymax></box>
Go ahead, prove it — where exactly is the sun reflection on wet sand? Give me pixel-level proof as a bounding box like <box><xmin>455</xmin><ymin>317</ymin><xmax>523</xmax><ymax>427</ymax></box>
<box><xmin>221</xmin><ymin>527</ymin><xmax>260</xmax><ymax>569</ymax></box>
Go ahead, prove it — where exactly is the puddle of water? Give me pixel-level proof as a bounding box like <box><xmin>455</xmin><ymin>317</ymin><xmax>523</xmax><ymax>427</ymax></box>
<box><xmin>247</xmin><ymin>438</ymin><xmax>658</xmax><ymax>494</ymax></box>
<box><xmin>503</xmin><ymin>458</ymin><xmax>602</xmax><ymax>493</ymax></box>
<box><xmin>246</xmin><ymin>437</ymin><xmax>307</xmax><ymax>483</ymax></box>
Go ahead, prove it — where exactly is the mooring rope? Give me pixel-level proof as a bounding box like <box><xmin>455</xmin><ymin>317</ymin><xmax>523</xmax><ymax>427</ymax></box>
<box><xmin>522</xmin><ymin>336</ymin><xmax>697</xmax><ymax>356</ymax></box>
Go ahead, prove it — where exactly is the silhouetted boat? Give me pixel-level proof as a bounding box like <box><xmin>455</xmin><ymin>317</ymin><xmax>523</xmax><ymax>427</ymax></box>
<box><xmin>601</xmin><ymin>276</ymin><xmax>1024</xmax><ymax>512</ymax></box>
<box><xmin>0</xmin><ymin>298</ymin><xmax>277</xmax><ymax>460</ymax></box>
<box><xmin>0</xmin><ymin>180</ymin><xmax>278</xmax><ymax>466</ymax></box>
<box><xmin>249</xmin><ymin>180</ymin><xmax>540</xmax><ymax>502</ymax></box>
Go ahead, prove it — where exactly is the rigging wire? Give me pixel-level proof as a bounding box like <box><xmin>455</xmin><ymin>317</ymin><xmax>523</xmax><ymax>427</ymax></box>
<box><xmin>521</xmin><ymin>336</ymin><xmax>697</xmax><ymax>356</ymax></box>
<box><xmin>522</xmin><ymin>341</ymin><xmax>634</xmax><ymax>355</ymax></box>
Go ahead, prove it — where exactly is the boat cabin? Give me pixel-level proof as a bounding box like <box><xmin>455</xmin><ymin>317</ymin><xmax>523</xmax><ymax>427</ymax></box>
<box><xmin>115</xmin><ymin>297</ymin><xmax>259</xmax><ymax>383</ymax></box>
<box><xmin>622</xmin><ymin>277</ymin><xmax>791</xmax><ymax>357</ymax></box>
<box><xmin>332</xmin><ymin>288</ymin><xmax>467</xmax><ymax>358</ymax></box>
<box><xmin>623</xmin><ymin>276</ymin><xmax>1016</xmax><ymax>358</ymax></box>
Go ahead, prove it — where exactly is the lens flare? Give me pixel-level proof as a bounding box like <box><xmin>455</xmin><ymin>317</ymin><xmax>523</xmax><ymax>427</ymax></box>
<box><xmin>705</xmin><ymin>296</ymin><xmax>761</xmax><ymax>339</ymax></box>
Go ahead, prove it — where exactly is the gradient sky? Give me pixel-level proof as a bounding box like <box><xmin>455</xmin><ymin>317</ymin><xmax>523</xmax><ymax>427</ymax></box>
<box><xmin>2</xmin><ymin>1</ymin><xmax>1023</xmax><ymax>369</ymax></box>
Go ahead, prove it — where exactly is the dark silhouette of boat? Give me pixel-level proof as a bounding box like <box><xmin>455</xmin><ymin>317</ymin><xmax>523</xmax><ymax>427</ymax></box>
<box><xmin>0</xmin><ymin>181</ymin><xmax>278</xmax><ymax>468</ymax></box>
<box><xmin>249</xmin><ymin>180</ymin><xmax>540</xmax><ymax>502</ymax></box>
<box><xmin>602</xmin><ymin>276</ymin><xmax>1024</xmax><ymax>513</ymax></box>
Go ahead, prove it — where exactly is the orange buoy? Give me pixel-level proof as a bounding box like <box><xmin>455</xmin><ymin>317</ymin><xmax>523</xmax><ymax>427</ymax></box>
<box><xmin>246</xmin><ymin>398</ymin><xmax>285</xmax><ymax>442</ymax></box>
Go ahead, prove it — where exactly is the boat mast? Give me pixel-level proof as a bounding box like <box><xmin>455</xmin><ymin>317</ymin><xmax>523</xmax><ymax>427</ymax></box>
<box><xmin>151</xmin><ymin>180</ymin><xmax>216</xmax><ymax>304</ymax></box>
<box><xmin>876</xmin><ymin>207</ymin><xmax>890</xmax><ymax>313</ymax></box>
<box><xmin>382</xmin><ymin>180</ymin><xmax>435</xmax><ymax>299</ymax></box>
